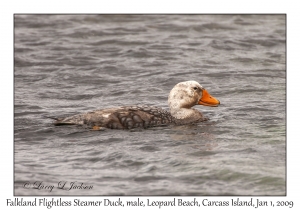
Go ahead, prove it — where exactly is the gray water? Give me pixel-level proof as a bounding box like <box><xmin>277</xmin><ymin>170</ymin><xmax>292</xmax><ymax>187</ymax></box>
<box><xmin>14</xmin><ymin>15</ymin><xmax>286</xmax><ymax>196</ymax></box>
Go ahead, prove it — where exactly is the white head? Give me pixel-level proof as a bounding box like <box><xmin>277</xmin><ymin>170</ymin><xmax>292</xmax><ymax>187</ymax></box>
<box><xmin>168</xmin><ymin>81</ymin><xmax>220</xmax><ymax>118</ymax></box>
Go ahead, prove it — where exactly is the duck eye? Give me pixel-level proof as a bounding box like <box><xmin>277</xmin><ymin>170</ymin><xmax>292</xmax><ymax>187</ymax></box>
<box><xmin>193</xmin><ymin>87</ymin><xmax>198</xmax><ymax>90</ymax></box>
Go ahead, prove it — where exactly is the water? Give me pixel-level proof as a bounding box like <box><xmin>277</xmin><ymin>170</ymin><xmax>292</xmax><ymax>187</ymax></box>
<box><xmin>14</xmin><ymin>15</ymin><xmax>286</xmax><ymax>195</ymax></box>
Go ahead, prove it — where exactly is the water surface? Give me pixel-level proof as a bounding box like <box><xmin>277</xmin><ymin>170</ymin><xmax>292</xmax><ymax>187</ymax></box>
<box><xmin>14</xmin><ymin>14</ymin><xmax>286</xmax><ymax>195</ymax></box>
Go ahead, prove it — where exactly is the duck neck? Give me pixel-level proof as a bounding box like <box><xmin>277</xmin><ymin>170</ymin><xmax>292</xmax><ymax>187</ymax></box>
<box><xmin>169</xmin><ymin>107</ymin><xmax>203</xmax><ymax>124</ymax></box>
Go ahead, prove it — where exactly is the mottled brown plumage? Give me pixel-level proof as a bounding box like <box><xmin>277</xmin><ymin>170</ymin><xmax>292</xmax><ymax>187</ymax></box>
<box><xmin>53</xmin><ymin>105</ymin><xmax>175</xmax><ymax>129</ymax></box>
<box><xmin>52</xmin><ymin>81</ymin><xmax>220</xmax><ymax>129</ymax></box>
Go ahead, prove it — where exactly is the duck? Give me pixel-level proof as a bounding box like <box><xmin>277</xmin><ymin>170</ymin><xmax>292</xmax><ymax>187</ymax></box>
<box><xmin>51</xmin><ymin>81</ymin><xmax>220</xmax><ymax>130</ymax></box>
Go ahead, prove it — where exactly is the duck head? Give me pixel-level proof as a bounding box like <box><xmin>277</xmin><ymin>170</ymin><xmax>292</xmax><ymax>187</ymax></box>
<box><xmin>168</xmin><ymin>81</ymin><xmax>220</xmax><ymax>112</ymax></box>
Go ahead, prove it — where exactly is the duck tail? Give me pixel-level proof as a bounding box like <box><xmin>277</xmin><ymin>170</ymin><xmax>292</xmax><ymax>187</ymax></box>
<box><xmin>43</xmin><ymin>115</ymin><xmax>75</xmax><ymax>126</ymax></box>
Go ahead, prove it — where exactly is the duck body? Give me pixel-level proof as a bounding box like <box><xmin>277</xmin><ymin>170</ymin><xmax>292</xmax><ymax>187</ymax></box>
<box><xmin>52</xmin><ymin>81</ymin><xmax>220</xmax><ymax>129</ymax></box>
<box><xmin>54</xmin><ymin>105</ymin><xmax>173</xmax><ymax>129</ymax></box>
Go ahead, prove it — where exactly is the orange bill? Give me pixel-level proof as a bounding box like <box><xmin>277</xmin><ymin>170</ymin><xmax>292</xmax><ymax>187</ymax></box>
<box><xmin>198</xmin><ymin>89</ymin><xmax>220</xmax><ymax>107</ymax></box>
